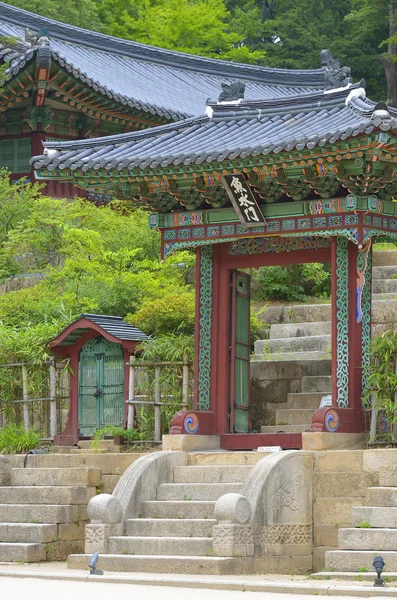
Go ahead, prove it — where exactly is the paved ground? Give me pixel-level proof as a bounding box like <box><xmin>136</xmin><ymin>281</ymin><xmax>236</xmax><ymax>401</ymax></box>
<box><xmin>0</xmin><ymin>576</ymin><xmax>393</xmax><ymax>600</ymax></box>
<box><xmin>0</xmin><ymin>562</ymin><xmax>396</xmax><ymax>598</ymax></box>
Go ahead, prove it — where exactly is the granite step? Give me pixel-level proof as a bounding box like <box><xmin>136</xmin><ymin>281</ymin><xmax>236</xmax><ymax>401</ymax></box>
<box><xmin>0</xmin><ymin>504</ymin><xmax>84</xmax><ymax>524</ymax></box>
<box><xmin>173</xmin><ymin>465</ymin><xmax>252</xmax><ymax>484</ymax></box>
<box><xmin>301</xmin><ymin>376</ymin><xmax>332</xmax><ymax>393</ymax></box>
<box><xmin>373</xmin><ymin>293</ymin><xmax>397</xmax><ymax>300</ymax></box>
<box><xmin>352</xmin><ymin>506</ymin><xmax>397</xmax><ymax>528</ymax></box>
<box><xmin>187</xmin><ymin>452</ymin><xmax>264</xmax><ymax>466</ymax></box>
<box><xmin>157</xmin><ymin>483</ymin><xmax>242</xmax><ymax>501</ymax></box>
<box><xmin>379</xmin><ymin>466</ymin><xmax>397</xmax><ymax>487</ymax></box>
<box><xmin>0</xmin><ymin>542</ymin><xmax>45</xmax><ymax>562</ymax></box>
<box><xmin>372</xmin><ymin>265</ymin><xmax>397</xmax><ymax>279</ymax></box>
<box><xmin>142</xmin><ymin>501</ymin><xmax>215</xmax><ymax>519</ymax></box>
<box><xmin>372</xmin><ymin>279</ymin><xmax>397</xmax><ymax>294</ymax></box>
<box><xmin>373</xmin><ymin>251</ymin><xmax>397</xmax><ymax>267</ymax></box>
<box><xmin>366</xmin><ymin>487</ymin><xmax>397</xmax><ymax>507</ymax></box>
<box><xmin>125</xmin><ymin>518</ymin><xmax>215</xmax><ymax>538</ymax></box>
<box><xmin>255</xmin><ymin>335</ymin><xmax>331</xmax><ymax>354</ymax></box>
<box><xmin>0</xmin><ymin>486</ymin><xmax>96</xmax><ymax>505</ymax></box>
<box><xmin>285</xmin><ymin>392</ymin><xmax>324</xmax><ymax>409</ymax></box>
<box><xmin>252</xmin><ymin>351</ymin><xmax>330</xmax><ymax>362</ymax></box>
<box><xmin>0</xmin><ymin>523</ymin><xmax>57</xmax><ymax>543</ymax></box>
<box><xmin>108</xmin><ymin>536</ymin><xmax>212</xmax><ymax>556</ymax></box>
<box><xmin>339</xmin><ymin>527</ymin><xmax>397</xmax><ymax>551</ymax></box>
<box><xmin>269</xmin><ymin>321</ymin><xmax>331</xmax><ymax>339</ymax></box>
<box><xmin>11</xmin><ymin>467</ymin><xmax>101</xmax><ymax>487</ymax></box>
<box><xmin>68</xmin><ymin>553</ymin><xmax>239</xmax><ymax>574</ymax></box>
<box><xmin>326</xmin><ymin>550</ymin><xmax>397</xmax><ymax>572</ymax></box>
<box><xmin>275</xmin><ymin>408</ymin><xmax>315</xmax><ymax>426</ymax></box>
<box><xmin>260</xmin><ymin>425</ymin><xmax>310</xmax><ymax>433</ymax></box>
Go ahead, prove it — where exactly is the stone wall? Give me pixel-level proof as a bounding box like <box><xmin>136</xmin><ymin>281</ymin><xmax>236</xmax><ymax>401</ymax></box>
<box><xmin>312</xmin><ymin>449</ymin><xmax>397</xmax><ymax>571</ymax></box>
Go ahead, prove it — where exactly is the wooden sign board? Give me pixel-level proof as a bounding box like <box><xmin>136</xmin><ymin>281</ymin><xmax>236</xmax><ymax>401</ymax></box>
<box><xmin>221</xmin><ymin>173</ymin><xmax>266</xmax><ymax>227</ymax></box>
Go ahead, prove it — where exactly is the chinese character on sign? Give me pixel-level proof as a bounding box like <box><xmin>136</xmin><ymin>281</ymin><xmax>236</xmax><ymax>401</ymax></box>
<box><xmin>221</xmin><ymin>173</ymin><xmax>265</xmax><ymax>227</ymax></box>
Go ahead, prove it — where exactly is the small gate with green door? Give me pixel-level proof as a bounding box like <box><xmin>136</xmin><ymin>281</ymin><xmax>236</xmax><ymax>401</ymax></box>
<box><xmin>78</xmin><ymin>336</ymin><xmax>125</xmax><ymax>436</ymax></box>
<box><xmin>229</xmin><ymin>271</ymin><xmax>251</xmax><ymax>433</ymax></box>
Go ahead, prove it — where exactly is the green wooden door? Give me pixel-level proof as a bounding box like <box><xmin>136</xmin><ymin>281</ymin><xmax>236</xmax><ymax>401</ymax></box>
<box><xmin>78</xmin><ymin>337</ymin><xmax>124</xmax><ymax>436</ymax></box>
<box><xmin>229</xmin><ymin>271</ymin><xmax>251</xmax><ymax>433</ymax></box>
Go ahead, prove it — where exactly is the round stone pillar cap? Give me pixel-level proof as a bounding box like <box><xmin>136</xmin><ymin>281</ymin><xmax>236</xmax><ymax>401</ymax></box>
<box><xmin>214</xmin><ymin>493</ymin><xmax>251</xmax><ymax>524</ymax></box>
<box><xmin>88</xmin><ymin>493</ymin><xmax>123</xmax><ymax>524</ymax></box>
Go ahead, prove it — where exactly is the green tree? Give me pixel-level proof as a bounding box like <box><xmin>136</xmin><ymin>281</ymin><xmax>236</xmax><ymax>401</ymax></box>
<box><xmin>5</xmin><ymin>0</ymin><xmax>103</xmax><ymax>30</ymax></box>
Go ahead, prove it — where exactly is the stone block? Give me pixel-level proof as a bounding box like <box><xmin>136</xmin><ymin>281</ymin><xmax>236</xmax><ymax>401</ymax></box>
<box><xmin>0</xmin><ymin>503</ymin><xmax>80</xmax><ymax>524</ymax></box>
<box><xmin>379</xmin><ymin>465</ymin><xmax>397</xmax><ymax>487</ymax></box>
<box><xmin>326</xmin><ymin>550</ymin><xmax>397</xmax><ymax>572</ymax></box>
<box><xmin>85</xmin><ymin>523</ymin><xmax>122</xmax><ymax>554</ymax></box>
<box><xmin>101</xmin><ymin>474</ymin><xmax>121</xmax><ymax>494</ymax></box>
<box><xmin>314</xmin><ymin>472</ymin><xmax>377</xmax><ymax>498</ymax></box>
<box><xmin>174</xmin><ymin>465</ymin><xmax>253</xmax><ymax>484</ymax></box>
<box><xmin>366</xmin><ymin>486</ymin><xmax>397</xmax><ymax>506</ymax></box>
<box><xmin>303</xmin><ymin>433</ymin><xmax>367</xmax><ymax>451</ymax></box>
<box><xmin>58</xmin><ymin>522</ymin><xmax>86</xmax><ymax>541</ymax></box>
<box><xmin>313</xmin><ymin>546</ymin><xmax>335</xmax><ymax>573</ymax></box>
<box><xmin>276</xmin><ymin>408</ymin><xmax>314</xmax><ymax>425</ymax></box>
<box><xmin>187</xmin><ymin>452</ymin><xmax>263</xmax><ymax>466</ymax></box>
<box><xmin>142</xmin><ymin>500</ymin><xmax>215</xmax><ymax>519</ymax></box>
<box><xmin>246</xmin><ymin>554</ymin><xmax>312</xmax><ymax>575</ymax></box>
<box><xmin>0</xmin><ymin>542</ymin><xmax>45</xmax><ymax>563</ymax></box>
<box><xmin>162</xmin><ymin>435</ymin><xmax>220</xmax><ymax>451</ymax></box>
<box><xmin>373</xmin><ymin>251</ymin><xmax>397</xmax><ymax>267</ymax></box>
<box><xmin>313</xmin><ymin>497</ymin><xmax>365</xmax><ymax>526</ymax></box>
<box><xmin>157</xmin><ymin>482</ymin><xmax>242</xmax><ymax>501</ymax></box>
<box><xmin>352</xmin><ymin>506</ymin><xmax>397</xmax><ymax>528</ymax></box>
<box><xmin>339</xmin><ymin>527</ymin><xmax>397</xmax><ymax>550</ymax></box>
<box><xmin>269</xmin><ymin>322</ymin><xmax>331</xmax><ymax>340</ymax></box>
<box><xmin>11</xmin><ymin>467</ymin><xmax>101</xmax><ymax>487</ymax></box>
<box><xmin>314</xmin><ymin>450</ymin><xmax>363</xmax><ymax>472</ymax></box>
<box><xmin>45</xmin><ymin>539</ymin><xmax>84</xmax><ymax>561</ymax></box>
<box><xmin>0</xmin><ymin>523</ymin><xmax>57</xmax><ymax>543</ymax></box>
<box><xmin>109</xmin><ymin>535</ymin><xmax>212</xmax><ymax>556</ymax></box>
<box><xmin>314</xmin><ymin>524</ymin><xmax>339</xmax><ymax>547</ymax></box>
<box><xmin>213</xmin><ymin>524</ymin><xmax>254</xmax><ymax>556</ymax></box>
<box><xmin>68</xmin><ymin>553</ymin><xmax>241</xmax><ymax>574</ymax></box>
<box><xmin>301</xmin><ymin>376</ymin><xmax>332</xmax><ymax>394</ymax></box>
<box><xmin>125</xmin><ymin>517</ymin><xmax>215</xmax><ymax>537</ymax></box>
<box><xmin>363</xmin><ymin>449</ymin><xmax>397</xmax><ymax>472</ymax></box>
<box><xmin>0</xmin><ymin>485</ymin><xmax>96</xmax><ymax>505</ymax></box>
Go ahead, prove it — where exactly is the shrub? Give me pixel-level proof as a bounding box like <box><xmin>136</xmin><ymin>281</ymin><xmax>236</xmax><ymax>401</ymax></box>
<box><xmin>0</xmin><ymin>424</ymin><xmax>41</xmax><ymax>454</ymax></box>
<box><xmin>127</xmin><ymin>290</ymin><xmax>195</xmax><ymax>336</ymax></box>
<box><xmin>251</xmin><ymin>263</ymin><xmax>331</xmax><ymax>302</ymax></box>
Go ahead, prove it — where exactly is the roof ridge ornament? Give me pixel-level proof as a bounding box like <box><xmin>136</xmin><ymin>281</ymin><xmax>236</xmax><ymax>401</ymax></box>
<box><xmin>320</xmin><ymin>49</ymin><xmax>352</xmax><ymax>90</ymax></box>
<box><xmin>218</xmin><ymin>81</ymin><xmax>245</xmax><ymax>103</ymax></box>
<box><xmin>25</xmin><ymin>26</ymin><xmax>50</xmax><ymax>46</ymax></box>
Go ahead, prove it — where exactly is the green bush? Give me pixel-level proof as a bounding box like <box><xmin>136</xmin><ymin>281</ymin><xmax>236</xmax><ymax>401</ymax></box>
<box><xmin>128</xmin><ymin>290</ymin><xmax>195</xmax><ymax>336</ymax></box>
<box><xmin>0</xmin><ymin>424</ymin><xmax>41</xmax><ymax>454</ymax></box>
<box><xmin>251</xmin><ymin>263</ymin><xmax>331</xmax><ymax>302</ymax></box>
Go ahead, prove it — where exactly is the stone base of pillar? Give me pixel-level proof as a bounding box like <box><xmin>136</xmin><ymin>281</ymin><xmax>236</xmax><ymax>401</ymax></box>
<box><xmin>162</xmin><ymin>434</ymin><xmax>220</xmax><ymax>451</ymax></box>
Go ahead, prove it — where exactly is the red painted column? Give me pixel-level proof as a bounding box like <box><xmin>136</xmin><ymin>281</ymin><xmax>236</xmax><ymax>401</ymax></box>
<box><xmin>331</xmin><ymin>237</ymin><xmax>338</xmax><ymax>408</ymax></box>
<box><xmin>193</xmin><ymin>247</ymin><xmax>202</xmax><ymax>411</ymax></box>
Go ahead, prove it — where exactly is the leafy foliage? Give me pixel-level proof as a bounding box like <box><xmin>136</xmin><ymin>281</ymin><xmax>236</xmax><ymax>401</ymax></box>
<box><xmin>0</xmin><ymin>424</ymin><xmax>41</xmax><ymax>454</ymax></box>
<box><xmin>250</xmin><ymin>263</ymin><xmax>331</xmax><ymax>302</ymax></box>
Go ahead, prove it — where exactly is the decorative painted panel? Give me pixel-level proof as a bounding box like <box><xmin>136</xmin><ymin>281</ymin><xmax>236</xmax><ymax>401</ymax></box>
<box><xmin>197</xmin><ymin>246</ymin><xmax>213</xmax><ymax>411</ymax></box>
<box><xmin>359</xmin><ymin>242</ymin><xmax>372</xmax><ymax>395</ymax></box>
<box><xmin>335</xmin><ymin>238</ymin><xmax>349</xmax><ymax>408</ymax></box>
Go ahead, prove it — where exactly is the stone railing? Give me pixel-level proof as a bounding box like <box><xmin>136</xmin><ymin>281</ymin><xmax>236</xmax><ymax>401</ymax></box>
<box><xmin>212</xmin><ymin>450</ymin><xmax>313</xmax><ymax>573</ymax></box>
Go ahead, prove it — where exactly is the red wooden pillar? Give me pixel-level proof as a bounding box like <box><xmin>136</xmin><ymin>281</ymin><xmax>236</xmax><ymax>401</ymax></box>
<box><xmin>348</xmin><ymin>240</ymin><xmax>365</xmax><ymax>432</ymax></box>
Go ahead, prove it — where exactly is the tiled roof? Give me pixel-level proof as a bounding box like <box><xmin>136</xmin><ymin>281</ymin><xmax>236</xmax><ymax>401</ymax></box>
<box><xmin>81</xmin><ymin>314</ymin><xmax>148</xmax><ymax>341</ymax></box>
<box><xmin>1</xmin><ymin>2</ymin><xmax>338</xmax><ymax>119</ymax></box>
<box><xmin>33</xmin><ymin>85</ymin><xmax>396</xmax><ymax>173</ymax></box>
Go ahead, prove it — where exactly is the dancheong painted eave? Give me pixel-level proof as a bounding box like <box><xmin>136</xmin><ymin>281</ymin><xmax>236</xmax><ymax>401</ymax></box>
<box><xmin>32</xmin><ymin>85</ymin><xmax>397</xmax><ymax>174</ymax></box>
<box><xmin>0</xmin><ymin>1</ymin><xmax>350</xmax><ymax>120</ymax></box>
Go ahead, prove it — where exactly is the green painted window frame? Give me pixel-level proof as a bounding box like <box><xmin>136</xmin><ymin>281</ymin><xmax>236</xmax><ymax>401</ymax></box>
<box><xmin>0</xmin><ymin>138</ymin><xmax>32</xmax><ymax>173</ymax></box>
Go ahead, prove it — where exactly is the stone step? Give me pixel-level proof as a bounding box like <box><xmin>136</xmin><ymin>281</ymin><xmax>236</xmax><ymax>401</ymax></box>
<box><xmin>372</xmin><ymin>265</ymin><xmax>397</xmax><ymax>278</ymax></box>
<box><xmin>11</xmin><ymin>467</ymin><xmax>101</xmax><ymax>487</ymax></box>
<box><xmin>269</xmin><ymin>321</ymin><xmax>331</xmax><ymax>339</ymax></box>
<box><xmin>260</xmin><ymin>425</ymin><xmax>310</xmax><ymax>433</ymax></box>
<box><xmin>0</xmin><ymin>542</ymin><xmax>45</xmax><ymax>562</ymax></box>
<box><xmin>373</xmin><ymin>293</ymin><xmax>397</xmax><ymax>300</ymax></box>
<box><xmin>125</xmin><ymin>518</ymin><xmax>215</xmax><ymax>538</ymax></box>
<box><xmin>173</xmin><ymin>466</ymin><xmax>252</xmax><ymax>484</ymax></box>
<box><xmin>157</xmin><ymin>483</ymin><xmax>242</xmax><ymax>501</ymax></box>
<box><xmin>255</xmin><ymin>335</ymin><xmax>331</xmax><ymax>355</ymax></box>
<box><xmin>252</xmin><ymin>351</ymin><xmax>330</xmax><ymax>362</ymax></box>
<box><xmin>187</xmin><ymin>452</ymin><xmax>263</xmax><ymax>466</ymax></box>
<box><xmin>142</xmin><ymin>501</ymin><xmax>215</xmax><ymax>519</ymax></box>
<box><xmin>352</xmin><ymin>506</ymin><xmax>397</xmax><ymax>528</ymax></box>
<box><xmin>373</xmin><ymin>279</ymin><xmax>397</xmax><ymax>294</ymax></box>
<box><xmin>0</xmin><ymin>504</ymin><xmax>83</xmax><ymax>524</ymax></box>
<box><xmin>301</xmin><ymin>376</ymin><xmax>332</xmax><ymax>393</ymax></box>
<box><xmin>285</xmin><ymin>392</ymin><xmax>324</xmax><ymax>409</ymax></box>
<box><xmin>27</xmin><ymin>453</ymin><xmax>138</xmax><ymax>471</ymax></box>
<box><xmin>379</xmin><ymin>466</ymin><xmax>397</xmax><ymax>487</ymax></box>
<box><xmin>275</xmin><ymin>408</ymin><xmax>315</xmax><ymax>426</ymax></box>
<box><xmin>339</xmin><ymin>527</ymin><xmax>397</xmax><ymax>551</ymax></box>
<box><xmin>0</xmin><ymin>523</ymin><xmax>57</xmax><ymax>543</ymax></box>
<box><xmin>0</xmin><ymin>486</ymin><xmax>96</xmax><ymax>505</ymax></box>
<box><xmin>77</xmin><ymin>440</ymin><xmax>116</xmax><ymax>450</ymax></box>
<box><xmin>373</xmin><ymin>251</ymin><xmax>397</xmax><ymax>267</ymax></box>
<box><xmin>366</xmin><ymin>487</ymin><xmax>397</xmax><ymax>507</ymax></box>
<box><xmin>326</xmin><ymin>550</ymin><xmax>397</xmax><ymax>572</ymax></box>
<box><xmin>68</xmin><ymin>553</ymin><xmax>239</xmax><ymax>574</ymax></box>
<box><xmin>108</xmin><ymin>536</ymin><xmax>212</xmax><ymax>556</ymax></box>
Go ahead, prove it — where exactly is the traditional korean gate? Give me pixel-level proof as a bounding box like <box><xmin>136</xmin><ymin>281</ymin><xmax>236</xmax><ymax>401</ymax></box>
<box><xmin>78</xmin><ymin>336</ymin><xmax>124</xmax><ymax>436</ymax></box>
<box><xmin>229</xmin><ymin>271</ymin><xmax>251</xmax><ymax>433</ymax></box>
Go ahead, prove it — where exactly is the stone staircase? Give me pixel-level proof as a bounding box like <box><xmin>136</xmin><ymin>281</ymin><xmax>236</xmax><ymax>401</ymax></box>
<box><xmin>0</xmin><ymin>451</ymin><xmax>139</xmax><ymax>562</ymax></box>
<box><xmin>68</xmin><ymin>451</ymin><xmax>263</xmax><ymax>574</ymax></box>
<box><xmin>324</xmin><ymin>465</ymin><xmax>397</xmax><ymax>573</ymax></box>
<box><xmin>0</xmin><ymin>465</ymin><xmax>98</xmax><ymax>562</ymax></box>
<box><xmin>253</xmin><ymin>249</ymin><xmax>397</xmax><ymax>432</ymax></box>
